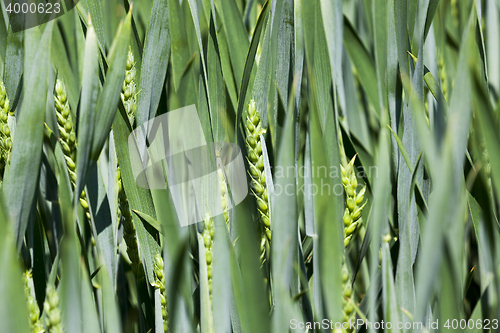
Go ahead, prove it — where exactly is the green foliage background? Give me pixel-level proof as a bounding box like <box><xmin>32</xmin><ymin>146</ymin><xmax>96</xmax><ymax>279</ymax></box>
<box><xmin>0</xmin><ymin>0</ymin><xmax>500</xmax><ymax>332</ymax></box>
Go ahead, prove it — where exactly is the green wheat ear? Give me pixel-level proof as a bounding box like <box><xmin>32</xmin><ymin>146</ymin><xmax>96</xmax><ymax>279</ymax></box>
<box><xmin>202</xmin><ymin>215</ymin><xmax>215</xmax><ymax>303</ymax></box>
<box><xmin>438</xmin><ymin>53</ymin><xmax>448</xmax><ymax>102</ymax></box>
<box><xmin>153</xmin><ymin>253</ymin><xmax>169</xmax><ymax>333</ymax></box>
<box><xmin>216</xmin><ymin>147</ymin><xmax>230</xmax><ymax>230</ymax></box>
<box><xmin>341</xmin><ymin>264</ymin><xmax>354</xmax><ymax>331</ymax></box>
<box><xmin>218</xmin><ymin>168</ymin><xmax>230</xmax><ymax>228</ymax></box>
<box><xmin>44</xmin><ymin>285</ymin><xmax>64</xmax><ymax>333</ymax></box>
<box><xmin>341</xmin><ymin>156</ymin><xmax>366</xmax><ymax>248</ymax></box>
<box><xmin>245</xmin><ymin>99</ymin><xmax>271</xmax><ymax>264</ymax></box>
<box><xmin>340</xmin><ymin>155</ymin><xmax>366</xmax><ymax>333</ymax></box>
<box><xmin>0</xmin><ymin>80</ymin><xmax>12</xmax><ymax>179</ymax></box>
<box><xmin>54</xmin><ymin>79</ymin><xmax>91</xmax><ymax>221</ymax></box>
<box><xmin>121</xmin><ymin>47</ymin><xmax>137</xmax><ymax>126</ymax></box>
<box><xmin>24</xmin><ymin>271</ymin><xmax>44</xmax><ymax>333</ymax></box>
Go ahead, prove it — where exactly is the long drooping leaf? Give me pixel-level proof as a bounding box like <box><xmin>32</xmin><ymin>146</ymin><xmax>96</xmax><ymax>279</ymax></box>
<box><xmin>343</xmin><ymin>17</ymin><xmax>380</xmax><ymax>118</ymax></box>
<box><xmin>80</xmin><ymin>0</ymin><xmax>107</xmax><ymax>52</ymax></box>
<box><xmin>3</xmin><ymin>23</ymin><xmax>23</xmax><ymax>109</ymax></box>
<box><xmin>91</xmin><ymin>10</ymin><xmax>132</xmax><ymax>159</ymax></box>
<box><xmin>4</xmin><ymin>22</ymin><xmax>52</xmax><ymax>250</ymax></box>
<box><xmin>309</xmin><ymin>65</ymin><xmax>343</xmax><ymax>325</ymax></box>
<box><xmin>0</xmin><ymin>197</ymin><xmax>30</xmax><ymax>333</ymax></box>
<box><xmin>168</xmin><ymin>0</ymin><xmax>191</xmax><ymax>92</ymax></box>
<box><xmin>236</xmin><ymin>0</ymin><xmax>269</xmax><ymax>136</ymax></box>
<box><xmin>214</xmin><ymin>0</ymin><xmax>249</xmax><ymax>91</ymax></box>
<box><xmin>271</xmin><ymin>77</ymin><xmax>299</xmax><ymax>332</ymax></box>
<box><xmin>136</xmin><ymin>0</ymin><xmax>170</xmax><ymax>126</ymax></box>
<box><xmin>113</xmin><ymin>104</ymin><xmax>158</xmax><ymax>284</ymax></box>
<box><xmin>251</xmin><ymin>0</ymin><xmax>274</xmax><ymax>132</ymax></box>
<box><xmin>321</xmin><ymin>0</ymin><xmax>345</xmax><ymax>113</ymax></box>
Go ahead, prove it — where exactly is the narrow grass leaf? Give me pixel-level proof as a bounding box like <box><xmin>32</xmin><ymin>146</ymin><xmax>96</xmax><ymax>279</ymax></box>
<box><xmin>382</xmin><ymin>241</ymin><xmax>401</xmax><ymax>333</ymax></box>
<box><xmin>309</xmin><ymin>75</ymin><xmax>343</xmax><ymax>324</ymax></box>
<box><xmin>168</xmin><ymin>0</ymin><xmax>191</xmax><ymax>92</ymax></box>
<box><xmin>0</xmin><ymin>199</ymin><xmax>30</xmax><ymax>333</ymax></box>
<box><xmin>4</xmin><ymin>22</ymin><xmax>52</xmax><ymax>250</ymax></box>
<box><xmin>236</xmin><ymin>0</ymin><xmax>269</xmax><ymax>135</ymax></box>
<box><xmin>136</xmin><ymin>0</ymin><xmax>170</xmax><ymax>126</ymax></box>
<box><xmin>321</xmin><ymin>0</ymin><xmax>345</xmax><ymax>112</ymax></box>
<box><xmin>271</xmin><ymin>78</ymin><xmax>299</xmax><ymax>332</ymax></box>
<box><xmin>113</xmin><ymin>104</ymin><xmax>158</xmax><ymax>283</ymax></box>
<box><xmin>81</xmin><ymin>0</ymin><xmax>107</xmax><ymax>52</ymax></box>
<box><xmin>91</xmin><ymin>10</ymin><xmax>132</xmax><ymax>159</ymax></box>
<box><xmin>51</xmin><ymin>24</ymin><xmax>79</xmax><ymax>110</ymax></box>
<box><xmin>251</xmin><ymin>0</ymin><xmax>274</xmax><ymax>130</ymax></box>
<box><xmin>3</xmin><ymin>26</ymin><xmax>23</xmax><ymax>112</ymax></box>
<box><xmin>343</xmin><ymin>17</ymin><xmax>381</xmax><ymax>118</ymax></box>
<box><xmin>214</xmin><ymin>0</ymin><xmax>249</xmax><ymax>90</ymax></box>
<box><xmin>207</xmin><ymin>18</ymin><xmax>230</xmax><ymax>143</ymax></box>
<box><xmin>75</xmin><ymin>24</ymin><xmax>99</xmax><ymax>211</ymax></box>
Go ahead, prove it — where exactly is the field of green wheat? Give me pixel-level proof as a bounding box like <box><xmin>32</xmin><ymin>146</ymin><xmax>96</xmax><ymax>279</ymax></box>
<box><xmin>1</xmin><ymin>0</ymin><xmax>500</xmax><ymax>332</ymax></box>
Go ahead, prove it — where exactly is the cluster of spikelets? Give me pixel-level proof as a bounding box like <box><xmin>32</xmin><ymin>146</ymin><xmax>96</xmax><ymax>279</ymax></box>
<box><xmin>341</xmin><ymin>156</ymin><xmax>366</xmax><ymax>248</ymax></box>
<box><xmin>245</xmin><ymin>99</ymin><xmax>271</xmax><ymax>264</ymax></box>
<box><xmin>54</xmin><ymin>79</ymin><xmax>91</xmax><ymax>220</ymax></box>
<box><xmin>217</xmin><ymin>163</ymin><xmax>230</xmax><ymax>228</ymax></box>
<box><xmin>0</xmin><ymin>81</ymin><xmax>12</xmax><ymax>179</ymax></box>
<box><xmin>24</xmin><ymin>271</ymin><xmax>44</xmax><ymax>333</ymax></box>
<box><xmin>340</xmin><ymin>155</ymin><xmax>366</xmax><ymax>332</ymax></box>
<box><xmin>438</xmin><ymin>53</ymin><xmax>448</xmax><ymax>102</ymax></box>
<box><xmin>121</xmin><ymin>47</ymin><xmax>137</xmax><ymax>126</ymax></box>
<box><xmin>341</xmin><ymin>264</ymin><xmax>354</xmax><ymax>331</ymax></box>
<box><xmin>153</xmin><ymin>253</ymin><xmax>169</xmax><ymax>333</ymax></box>
<box><xmin>202</xmin><ymin>215</ymin><xmax>215</xmax><ymax>301</ymax></box>
<box><xmin>44</xmin><ymin>285</ymin><xmax>64</xmax><ymax>333</ymax></box>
